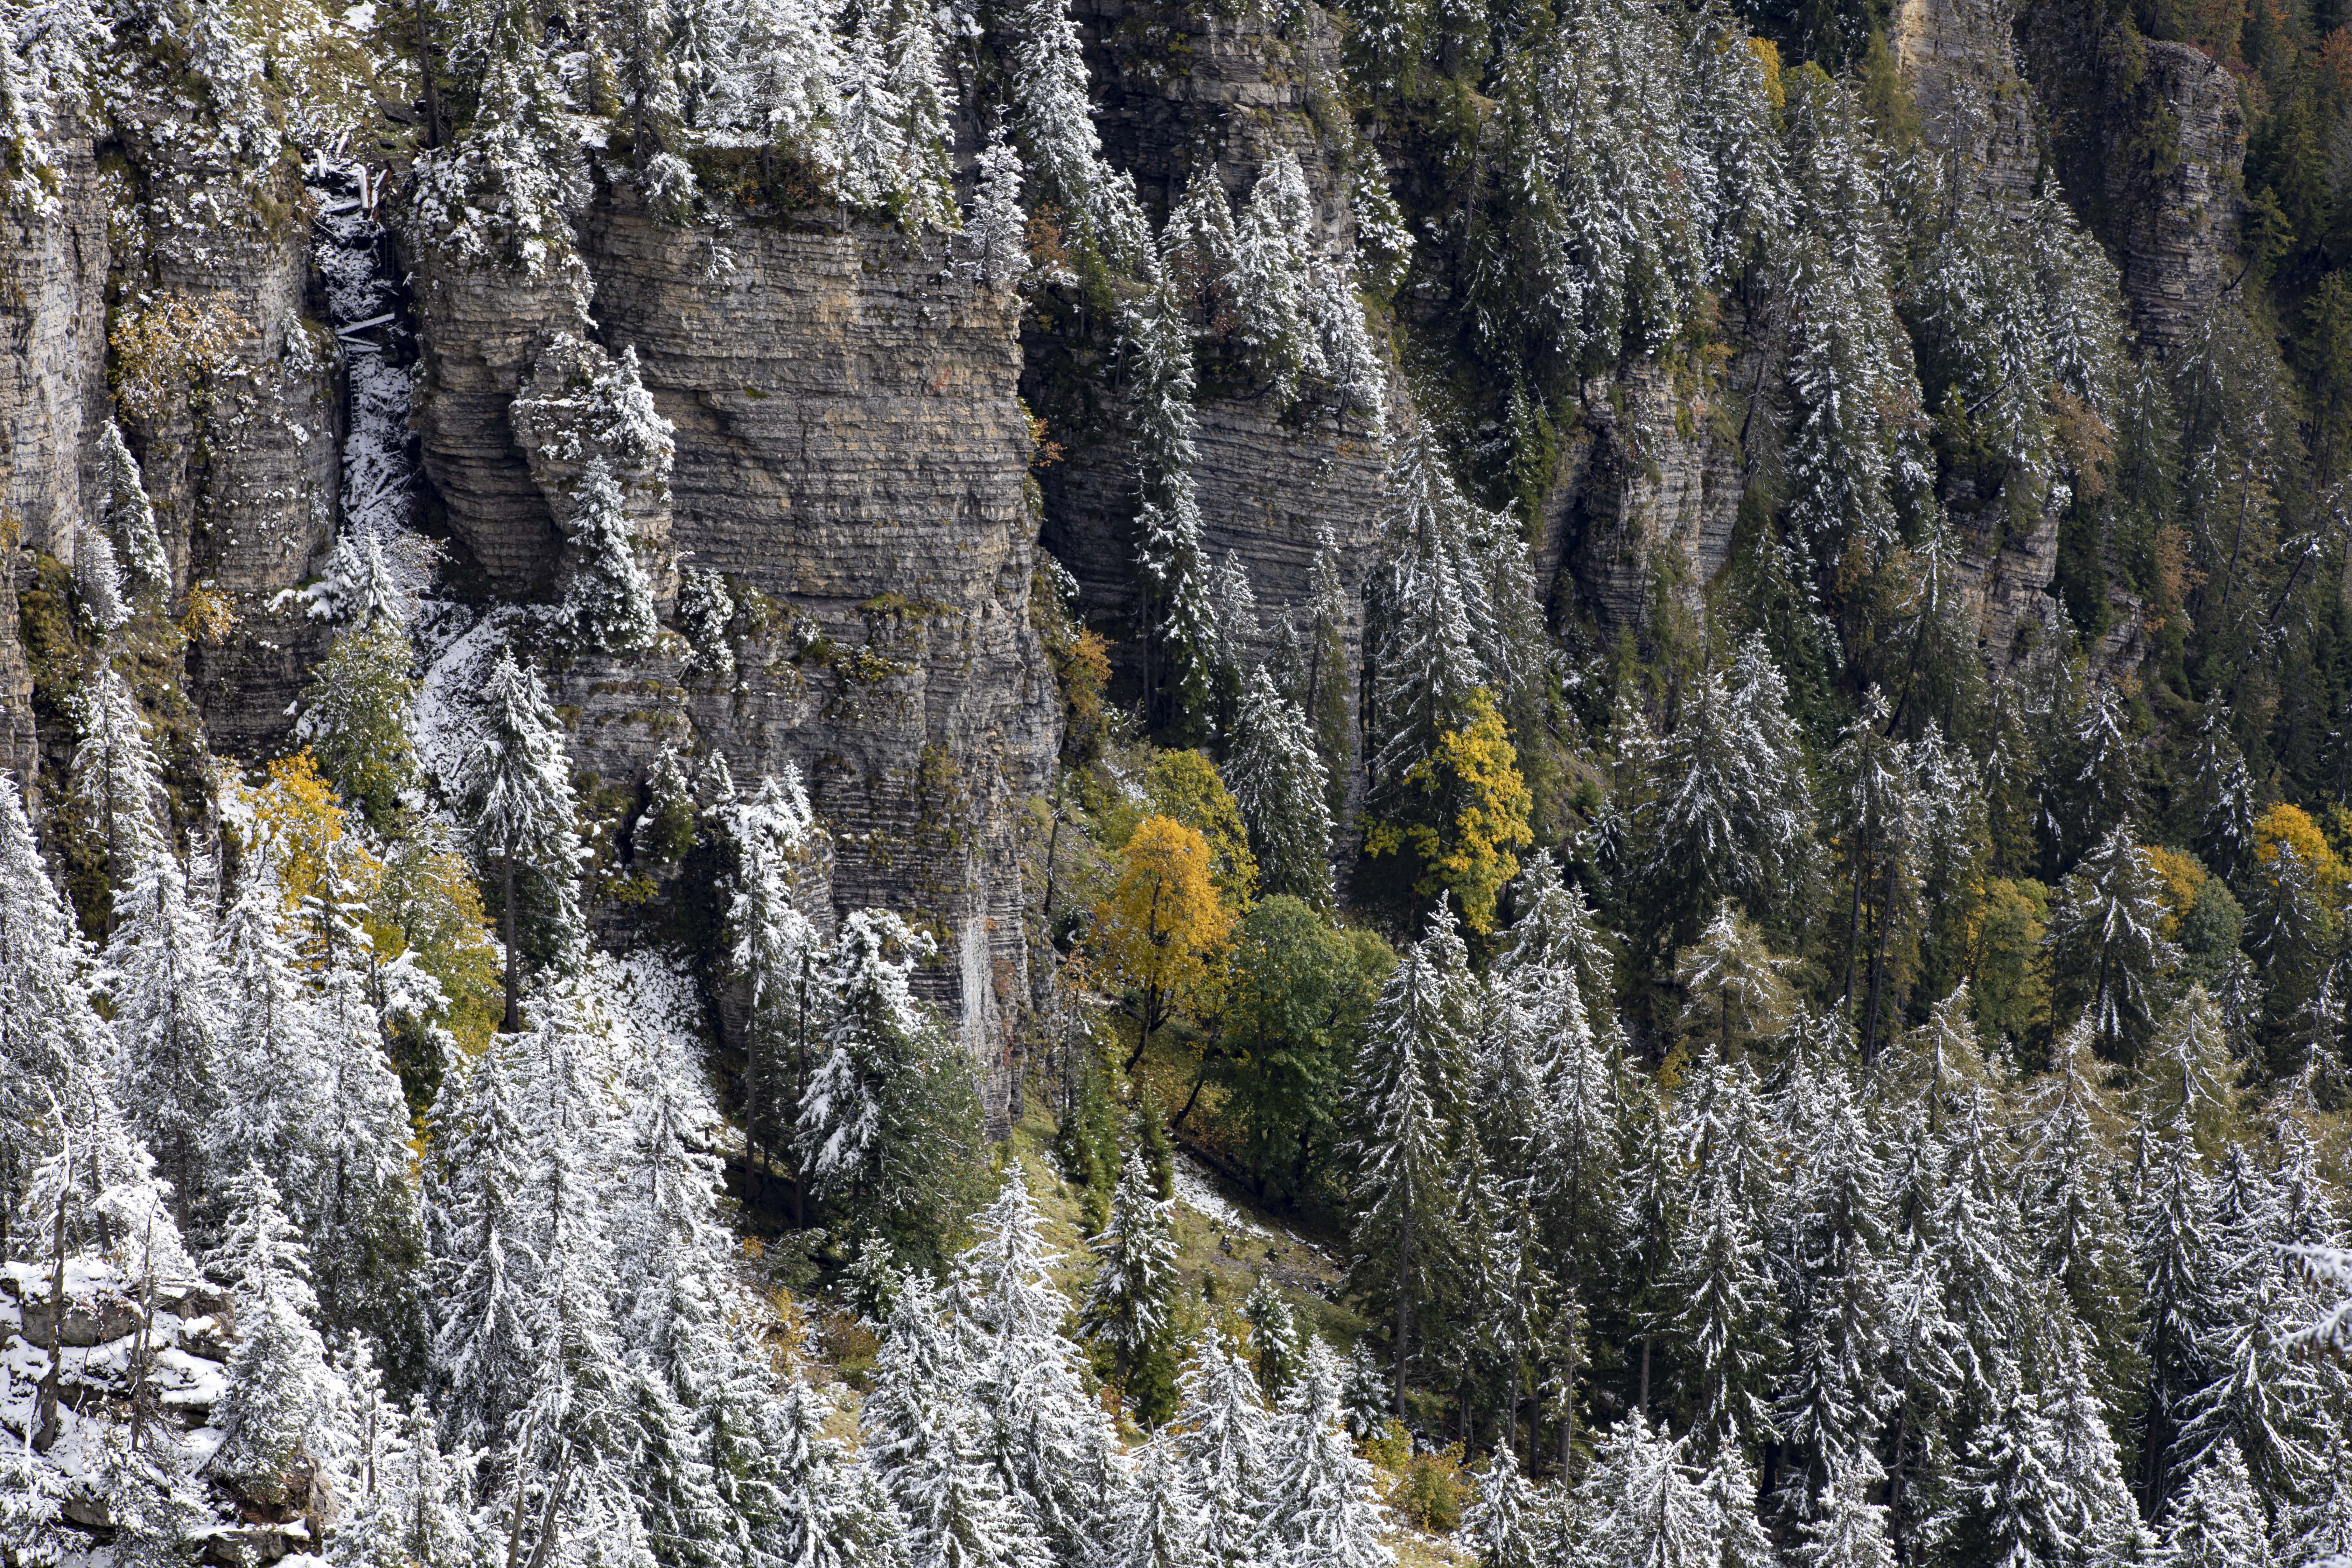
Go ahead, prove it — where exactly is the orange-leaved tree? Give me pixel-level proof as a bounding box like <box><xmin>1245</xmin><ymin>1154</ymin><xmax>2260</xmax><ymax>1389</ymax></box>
<box><xmin>1093</xmin><ymin>813</ymin><xmax>1234</xmax><ymax>1070</ymax></box>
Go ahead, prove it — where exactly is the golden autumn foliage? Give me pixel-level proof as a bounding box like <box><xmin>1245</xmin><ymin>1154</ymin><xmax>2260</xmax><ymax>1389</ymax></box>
<box><xmin>1369</xmin><ymin>689</ymin><xmax>1534</xmax><ymax>934</ymax></box>
<box><xmin>2142</xmin><ymin>845</ymin><xmax>2207</xmax><ymax>940</ymax></box>
<box><xmin>1092</xmin><ymin>813</ymin><xmax>1234</xmax><ymax>1066</ymax></box>
<box><xmin>245</xmin><ymin>749</ymin><xmax>502</xmax><ymax>1059</ymax></box>
<box><xmin>1143</xmin><ymin>748</ymin><xmax>1259</xmax><ymax>904</ymax></box>
<box><xmin>2253</xmin><ymin>802</ymin><xmax>2340</xmax><ymax>883</ymax></box>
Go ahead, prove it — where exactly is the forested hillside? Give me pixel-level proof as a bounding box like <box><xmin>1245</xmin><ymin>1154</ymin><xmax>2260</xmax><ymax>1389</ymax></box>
<box><xmin>1</xmin><ymin>0</ymin><xmax>2351</xmax><ymax>1563</ymax></box>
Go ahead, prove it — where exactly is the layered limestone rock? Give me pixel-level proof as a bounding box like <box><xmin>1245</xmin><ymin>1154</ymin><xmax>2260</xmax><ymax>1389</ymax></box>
<box><xmin>406</xmin><ymin>194</ymin><xmax>1058</xmax><ymax>1098</ymax></box>
<box><xmin>103</xmin><ymin>108</ymin><xmax>342</xmax><ymax>752</ymax></box>
<box><xmin>2099</xmin><ymin>37</ymin><xmax>2247</xmax><ymax>359</ymax></box>
<box><xmin>1537</xmin><ymin>362</ymin><xmax>1744</xmax><ymax>635</ymax></box>
<box><xmin>0</xmin><ymin>113</ymin><xmax>108</xmax><ymax>785</ymax></box>
<box><xmin>1893</xmin><ymin>0</ymin><xmax>2040</xmax><ymax>202</ymax></box>
<box><xmin>1036</xmin><ymin>0</ymin><xmax>1388</xmax><ymax>680</ymax></box>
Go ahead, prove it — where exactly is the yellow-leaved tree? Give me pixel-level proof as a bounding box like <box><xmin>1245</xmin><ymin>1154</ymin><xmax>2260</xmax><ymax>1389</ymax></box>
<box><xmin>1093</xmin><ymin>813</ymin><xmax>1234</xmax><ymax>1070</ymax></box>
<box><xmin>1369</xmin><ymin>688</ymin><xmax>1533</xmax><ymax>934</ymax></box>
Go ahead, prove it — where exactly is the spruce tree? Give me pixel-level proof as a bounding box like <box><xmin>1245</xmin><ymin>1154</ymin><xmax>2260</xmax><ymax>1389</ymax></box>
<box><xmin>456</xmin><ymin>649</ymin><xmax>584</xmax><ymax>1030</ymax></box>
<box><xmin>1079</xmin><ymin>1150</ymin><xmax>1181</xmax><ymax>1412</ymax></box>
<box><xmin>0</xmin><ymin>772</ymin><xmax>112</xmax><ymax>1260</ymax></box>
<box><xmin>110</xmin><ymin>854</ymin><xmax>228</xmax><ymax>1227</ymax></box>
<box><xmin>1170</xmin><ymin>1329</ymin><xmax>1271</xmax><ymax>1568</ymax></box>
<box><xmin>1342</xmin><ymin>901</ymin><xmax>1473</xmax><ymax>1411</ymax></box>
<box><xmin>69</xmin><ymin>663</ymin><xmax>170</xmax><ymax>900</ymax></box>
<box><xmin>2049</xmin><ymin>824</ymin><xmax>2181</xmax><ymax>1065</ymax></box>
<box><xmin>1252</xmin><ymin>1342</ymin><xmax>1391</xmax><ymax>1568</ymax></box>
<box><xmin>1225</xmin><ymin>666</ymin><xmax>1335</xmax><ymax>907</ymax></box>
<box><xmin>951</xmin><ymin>1164</ymin><xmax>1118</xmax><ymax>1566</ymax></box>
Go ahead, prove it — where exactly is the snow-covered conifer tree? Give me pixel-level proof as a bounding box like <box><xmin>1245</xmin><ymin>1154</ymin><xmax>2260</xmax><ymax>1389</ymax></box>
<box><xmin>1365</xmin><ymin>423</ymin><xmax>1486</xmax><ymax>809</ymax></box>
<box><xmin>1107</xmin><ymin>1436</ymin><xmax>1210</xmax><ymax>1568</ymax></box>
<box><xmin>2048</xmin><ymin>824</ymin><xmax>2181</xmax><ymax>1065</ymax></box>
<box><xmin>456</xmin><ymin>649</ymin><xmax>584</xmax><ymax>1028</ymax></box>
<box><xmin>1230</xmin><ymin>151</ymin><xmax>1326</xmax><ymax>405</ymax></box>
<box><xmin>888</xmin><ymin>2</ymin><xmax>957</xmax><ymax>233</ymax></box>
<box><xmin>723</xmin><ymin>768</ymin><xmax>826</xmax><ymax>1192</ymax></box>
<box><xmin>1171</xmin><ymin>1329</ymin><xmax>1270</xmax><ymax>1568</ymax></box>
<box><xmin>1225</xmin><ymin>666</ymin><xmax>1335</xmax><ymax>906</ymax></box>
<box><xmin>110</xmin><ymin>853</ymin><xmax>228</xmax><ymax>1226</ymax></box>
<box><xmin>0</xmin><ymin>771</ymin><xmax>112</xmax><ymax>1258</ymax></box>
<box><xmin>1343</xmin><ymin>902</ymin><xmax>1472</xmax><ymax>1412</ymax></box>
<box><xmin>205</xmin><ymin>1164</ymin><xmax>349</xmax><ymax>1509</ymax></box>
<box><xmin>1571</xmin><ymin>1412</ymin><xmax>1719</xmax><ymax>1568</ymax></box>
<box><xmin>967</xmin><ymin>126</ymin><xmax>1030</xmax><ymax>289</ymax></box>
<box><xmin>429</xmin><ymin>1030</ymin><xmax>540</xmax><ymax>1457</ymax></box>
<box><xmin>796</xmin><ymin>910</ymin><xmax>976</xmax><ymax>1245</ymax></box>
<box><xmin>1079</xmin><ymin>1149</ymin><xmax>1181</xmax><ymax>1392</ymax></box>
<box><xmin>1792</xmin><ymin>1460</ymin><xmax>1894</xmax><ymax>1568</ymax></box>
<box><xmin>953</xmin><ymin>1163</ymin><xmax>1119</xmax><ymax>1564</ymax></box>
<box><xmin>69</xmin><ymin>663</ymin><xmax>169</xmax><ymax>895</ymax></box>
<box><xmin>1253</xmin><ymin>1342</ymin><xmax>1392</xmax><ymax>1568</ymax></box>
<box><xmin>1461</xmin><ymin>1442</ymin><xmax>1539</xmax><ymax>1568</ymax></box>
<box><xmin>709</xmin><ymin>0</ymin><xmax>841</xmax><ymax>152</ymax></box>
<box><xmin>2154</xmin><ymin>1445</ymin><xmax>2272</xmax><ymax>1568</ymax></box>
<box><xmin>97</xmin><ymin>419</ymin><xmax>168</xmax><ymax>596</ymax></box>
<box><xmin>1130</xmin><ymin>258</ymin><xmax>1219</xmax><ymax>732</ymax></box>
<box><xmin>864</xmin><ymin>1269</ymin><xmax>1045</xmax><ymax>1568</ymax></box>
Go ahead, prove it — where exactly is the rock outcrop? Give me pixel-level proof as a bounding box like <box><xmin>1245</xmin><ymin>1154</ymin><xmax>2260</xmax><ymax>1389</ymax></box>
<box><xmin>0</xmin><ymin>113</ymin><xmax>108</xmax><ymax>785</ymax></box>
<box><xmin>2098</xmin><ymin>36</ymin><xmax>2248</xmax><ymax>359</ymax></box>
<box><xmin>405</xmin><ymin>194</ymin><xmax>1060</xmax><ymax>1099</ymax></box>
<box><xmin>1035</xmin><ymin>0</ymin><xmax>1390</xmax><ymax>679</ymax></box>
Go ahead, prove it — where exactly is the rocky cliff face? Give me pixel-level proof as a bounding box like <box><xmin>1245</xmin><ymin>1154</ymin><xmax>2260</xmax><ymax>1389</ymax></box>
<box><xmin>0</xmin><ymin>112</ymin><xmax>107</xmax><ymax>785</ymax></box>
<box><xmin>2099</xmin><ymin>37</ymin><xmax>2248</xmax><ymax>360</ymax></box>
<box><xmin>1034</xmin><ymin>0</ymin><xmax>1388</xmax><ymax>690</ymax></box>
<box><xmin>407</xmin><ymin>195</ymin><xmax>1058</xmax><ymax>1094</ymax></box>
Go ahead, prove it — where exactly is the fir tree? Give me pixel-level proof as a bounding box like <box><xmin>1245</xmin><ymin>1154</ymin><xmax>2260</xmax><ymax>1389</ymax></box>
<box><xmin>0</xmin><ymin>772</ymin><xmax>112</xmax><ymax>1260</ymax></box>
<box><xmin>69</xmin><ymin>663</ymin><xmax>170</xmax><ymax>899</ymax></box>
<box><xmin>205</xmin><ymin>1165</ymin><xmax>348</xmax><ymax>1509</ymax></box>
<box><xmin>96</xmin><ymin>419</ymin><xmax>168</xmax><ymax>596</ymax></box>
<box><xmin>1170</xmin><ymin>1328</ymin><xmax>1272</xmax><ymax>1568</ymax></box>
<box><xmin>110</xmin><ymin>854</ymin><xmax>228</xmax><ymax>1226</ymax></box>
<box><xmin>1107</xmin><ymin>1436</ymin><xmax>1211</xmax><ymax>1568</ymax></box>
<box><xmin>1253</xmin><ymin>1342</ymin><xmax>1392</xmax><ymax>1568</ymax></box>
<box><xmin>952</xmin><ymin>1164</ymin><xmax>1118</xmax><ymax>1566</ymax></box>
<box><xmin>1461</xmin><ymin>1441</ymin><xmax>1540</xmax><ymax>1568</ymax></box>
<box><xmin>2048</xmin><ymin>825</ymin><xmax>2182</xmax><ymax>1065</ymax></box>
<box><xmin>796</xmin><ymin>910</ymin><xmax>978</xmax><ymax>1250</ymax></box>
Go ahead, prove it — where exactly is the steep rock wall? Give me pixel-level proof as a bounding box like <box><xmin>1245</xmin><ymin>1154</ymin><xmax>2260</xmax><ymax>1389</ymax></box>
<box><xmin>2099</xmin><ymin>37</ymin><xmax>2247</xmax><ymax>360</ymax></box>
<box><xmin>407</xmin><ymin>195</ymin><xmax>1059</xmax><ymax>1099</ymax></box>
<box><xmin>0</xmin><ymin>114</ymin><xmax>108</xmax><ymax>785</ymax></box>
<box><xmin>1035</xmin><ymin>0</ymin><xmax>1388</xmax><ymax>684</ymax></box>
